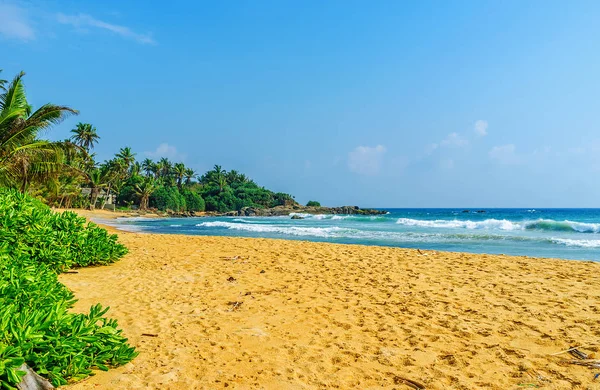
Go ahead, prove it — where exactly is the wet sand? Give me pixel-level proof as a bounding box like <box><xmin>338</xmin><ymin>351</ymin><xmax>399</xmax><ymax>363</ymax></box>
<box><xmin>60</xmin><ymin>212</ymin><xmax>600</xmax><ymax>389</ymax></box>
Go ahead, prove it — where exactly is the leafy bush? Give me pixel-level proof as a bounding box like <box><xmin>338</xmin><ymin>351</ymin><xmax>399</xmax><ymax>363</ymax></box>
<box><xmin>149</xmin><ymin>186</ymin><xmax>186</xmax><ymax>212</ymax></box>
<box><xmin>0</xmin><ymin>190</ymin><xmax>127</xmax><ymax>271</ymax></box>
<box><xmin>181</xmin><ymin>189</ymin><xmax>205</xmax><ymax>212</ymax></box>
<box><xmin>0</xmin><ymin>189</ymin><xmax>136</xmax><ymax>388</ymax></box>
<box><xmin>306</xmin><ymin>200</ymin><xmax>321</xmax><ymax>207</ymax></box>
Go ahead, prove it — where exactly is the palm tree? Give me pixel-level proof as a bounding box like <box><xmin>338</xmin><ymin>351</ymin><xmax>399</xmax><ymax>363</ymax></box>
<box><xmin>86</xmin><ymin>167</ymin><xmax>108</xmax><ymax>210</ymax></box>
<box><xmin>134</xmin><ymin>178</ymin><xmax>157</xmax><ymax>210</ymax></box>
<box><xmin>70</xmin><ymin>122</ymin><xmax>99</xmax><ymax>151</ymax></box>
<box><xmin>158</xmin><ymin>157</ymin><xmax>172</xmax><ymax>178</ymax></box>
<box><xmin>141</xmin><ymin>158</ymin><xmax>154</xmax><ymax>176</ymax></box>
<box><xmin>115</xmin><ymin>147</ymin><xmax>136</xmax><ymax>170</ymax></box>
<box><xmin>0</xmin><ymin>70</ymin><xmax>6</xmax><ymax>90</ymax></box>
<box><xmin>226</xmin><ymin>169</ymin><xmax>240</xmax><ymax>184</ymax></box>
<box><xmin>210</xmin><ymin>165</ymin><xmax>227</xmax><ymax>192</ymax></box>
<box><xmin>130</xmin><ymin>161</ymin><xmax>141</xmax><ymax>177</ymax></box>
<box><xmin>173</xmin><ymin>162</ymin><xmax>186</xmax><ymax>188</ymax></box>
<box><xmin>153</xmin><ymin>160</ymin><xmax>163</xmax><ymax>179</ymax></box>
<box><xmin>0</xmin><ymin>71</ymin><xmax>78</xmax><ymax>190</ymax></box>
<box><xmin>184</xmin><ymin>168</ymin><xmax>196</xmax><ymax>185</ymax></box>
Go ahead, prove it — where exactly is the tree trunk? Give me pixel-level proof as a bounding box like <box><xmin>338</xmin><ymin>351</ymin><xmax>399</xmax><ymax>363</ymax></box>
<box><xmin>101</xmin><ymin>184</ymin><xmax>111</xmax><ymax>209</ymax></box>
<box><xmin>89</xmin><ymin>186</ymin><xmax>96</xmax><ymax>210</ymax></box>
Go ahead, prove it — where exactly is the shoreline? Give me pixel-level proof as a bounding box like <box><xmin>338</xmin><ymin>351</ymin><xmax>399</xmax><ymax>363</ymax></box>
<box><xmin>59</xmin><ymin>210</ymin><xmax>600</xmax><ymax>389</ymax></box>
<box><xmin>77</xmin><ymin>209</ymin><xmax>598</xmax><ymax>264</ymax></box>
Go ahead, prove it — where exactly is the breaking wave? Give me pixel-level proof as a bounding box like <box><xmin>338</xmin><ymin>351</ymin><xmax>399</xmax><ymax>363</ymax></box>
<box><xmin>550</xmin><ymin>238</ymin><xmax>600</xmax><ymax>248</ymax></box>
<box><xmin>396</xmin><ymin>218</ymin><xmax>600</xmax><ymax>233</ymax></box>
<box><xmin>196</xmin><ymin>221</ymin><xmax>351</xmax><ymax>238</ymax></box>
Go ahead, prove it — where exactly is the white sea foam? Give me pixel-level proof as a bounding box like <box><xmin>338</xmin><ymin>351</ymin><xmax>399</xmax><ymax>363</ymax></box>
<box><xmin>395</xmin><ymin>217</ymin><xmax>600</xmax><ymax>233</ymax></box>
<box><xmin>288</xmin><ymin>213</ymin><xmax>312</xmax><ymax>218</ymax></box>
<box><xmin>112</xmin><ymin>224</ymin><xmax>147</xmax><ymax>233</ymax></box>
<box><xmin>196</xmin><ymin>221</ymin><xmax>349</xmax><ymax>237</ymax></box>
<box><xmin>551</xmin><ymin>238</ymin><xmax>600</xmax><ymax>248</ymax></box>
<box><xmin>115</xmin><ymin>216</ymin><xmax>164</xmax><ymax>222</ymax></box>
<box><xmin>396</xmin><ymin>218</ymin><xmax>519</xmax><ymax>230</ymax></box>
<box><xmin>523</xmin><ymin>219</ymin><xmax>600</xmax><ymax>233</ymax></box>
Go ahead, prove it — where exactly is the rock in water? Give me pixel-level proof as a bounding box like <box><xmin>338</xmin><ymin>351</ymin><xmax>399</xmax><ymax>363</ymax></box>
<box><xmin>17</xmin><ymin>364</ymin><xmax>54</xmax><ymax>390</ymax></box>
<box><xmin>291</xmin><ymin>215</ymin><xmax>304</xmax><ymax>219</ymax></box>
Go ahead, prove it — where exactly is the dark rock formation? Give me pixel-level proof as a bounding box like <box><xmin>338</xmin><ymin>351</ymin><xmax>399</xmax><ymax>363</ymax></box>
<box><xmin>227</xmin><ymin>205</ymin><xmax>387</xmax><ymax>217</ymax></box>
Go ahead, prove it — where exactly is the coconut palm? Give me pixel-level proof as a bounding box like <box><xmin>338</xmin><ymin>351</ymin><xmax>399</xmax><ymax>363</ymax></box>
<box><xmin>153</xmin><ymin>160</ymin><xmax>163</xmax><ymax>179</ymax></box>
<box><xmin>184</xmin><ymin>168</ymin><xmax>196</xmax><ymax>185</ymax></box>
<box><xmin>141</xmin><ymin>158</ymin><xmax>154</xmax><ymax>176</ymax></box>
<box><xmin>158</xmin><ymin>157</ymin><xmax>172</xmax><ymax>178</ymax></box>
<box><xmin>130</xmin><ymin>161</ymin><xmax>141</xmax><ymax>177</ymax></box>
<box><xmin>70</xmin><ymin>122</ymin><xmax>100</xmax><ymax>151</ymax></box>
<box><xmin>226</xmin><ymin>169</ymin><xmax>240</xmax><ymax>184</ymax></box>
<box><xmin>116</xmin><ymin>147</ymin><xmax>136</xmax><ymax>170</ymax></box>
<box><xmin>85</xmin><ymin>167</ymin><xmax>109</xmax><ymax>210</ymax></box>
<box><xmin>173</xmin><ymin>162</ymin><xmax>186</xmax><ymax>188</ymax></box>
<box><xmin>0</xmin><ymin>71</ymin><xmax>78</xmax><ymax>190</ymax></box>
<box><xmin>134</xmin><ymin>177</ymin><xmax>157</xmax><ymax>210</ymax></box>
<box><xmin>0</xmin><ymin>70</ymin><xmax>6</xmax><ymax>91</ymax></box>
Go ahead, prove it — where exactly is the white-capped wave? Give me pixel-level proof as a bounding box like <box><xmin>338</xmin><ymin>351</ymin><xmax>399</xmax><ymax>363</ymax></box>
<box><xmin>196</xmin><ymin>221</ymin><xmax>349</xmax><ymax>238</ymax></box>
<box><xmin>551</xmin><ymin>238</ymin><xmax>600</xmax><ymax>248</ymax></box>
<box><xmin>288</xmin><ymin>212</ymin><xmax>312</xmax><ymax>218</ymax></box>
<box><xmin>232</xmin><ymin>218</ymin><xmax>253</xmax><ymax>223</ymax></box>
<box><xmin>395</xmin><ymin>217</ymin><xmax>600</xmax><ymax>234</ymax></box>
<box><xmin>523</xmin><ymin>219</ymin><xmax>600</xmax><ymax>233</ymax></box>
<box><xmin>396</xmin><ymin>218</ymin><xmax>519</xmax><ymax>230</ymax></box>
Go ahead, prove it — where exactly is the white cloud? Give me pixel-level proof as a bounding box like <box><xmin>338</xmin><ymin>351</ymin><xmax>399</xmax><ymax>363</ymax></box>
<box><xmin>0</xmin><ymin>3</ymin><xmax>35</xmax><ymax>41</ymax></box>
<box><xmin>440</xmin><ymin>132</ymin><xmax>469</xmax><ymax>148</ymax></box>
<box><xmin>57</xmin><ymin>13</ymin><xmax>155</xmax><ymax>44</ymax></box>
<box><xmin>474</xmin><ymin>120</ymin><xmax>488</xmax><ymax>136</ymax></box>
<box><xmin>145</xmin><ymin>143</ymin><xmax>186</xmax><ymax>161</ymax></box>
<box><xmin>348</xmin><ymin>145</ymin><xmax>386</xmax><ymax>175</ymax></box>
<box><xmin>489</xmin><ymin>144</ymin><xmax>521</xmax><ymax>165</ymax></box>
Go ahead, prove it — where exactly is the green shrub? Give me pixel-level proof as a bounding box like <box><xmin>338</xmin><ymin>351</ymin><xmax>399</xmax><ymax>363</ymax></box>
<box><xmin>0</xmin><ymin>189</ymin><xmax>136</xmax><ymax>388</ymax></box>
<box><xmin>149</xmin><ymin>186</ymin><xmax>186</xmax><ymax>212</ymax></box>
<box><xmin>0</xmin><ymin>190</ymin><xmax>127</xmax><ymax>271</ymax></box>
<box><xmin>181</xmin><ymin>189</ymin><xmax>205</xmax><ymax>212</ymax></box>
<box><xmin>306</xmin><ymin>200</ymin><xmax>321</xmax><ymax>207</ymax></box>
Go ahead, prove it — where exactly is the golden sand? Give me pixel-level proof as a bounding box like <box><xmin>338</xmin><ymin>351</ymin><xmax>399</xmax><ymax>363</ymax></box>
<box><xmin>60</xmin><ymin>212</ymin><xmax>600</xmax><ymax>389</ymax></box>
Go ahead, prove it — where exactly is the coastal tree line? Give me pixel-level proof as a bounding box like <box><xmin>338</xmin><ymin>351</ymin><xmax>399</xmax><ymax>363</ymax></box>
<box><xmin>0</xmin><ymin>69</ymin><xmax>298</xmax><ymax>213</ymax></box>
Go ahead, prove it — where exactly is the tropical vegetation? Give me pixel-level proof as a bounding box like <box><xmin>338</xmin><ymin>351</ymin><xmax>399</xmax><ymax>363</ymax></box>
<box><xmin>0</xmin><ymin>69</ymin><xmax>296</xmax><ymax>214</ymax></box>
<box><xmin>0</xmin><ymin>66</ymin><xmax>299</xmax><ymax>388</ymax></box>
<box><xmin>0</xmin><ymin>189</ymin><xmax>135</xmax><ymax>388</ymax></box>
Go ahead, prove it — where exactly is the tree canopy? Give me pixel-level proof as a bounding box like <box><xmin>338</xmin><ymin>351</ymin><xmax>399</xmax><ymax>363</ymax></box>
<box><xmin>1</xmin><ymin>69</ymin><xmax>297</xmax><ymax>214</ymax></box>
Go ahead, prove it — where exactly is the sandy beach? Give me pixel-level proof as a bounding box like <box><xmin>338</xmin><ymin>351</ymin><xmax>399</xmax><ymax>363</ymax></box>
<box><xmin>59</xmin><ymin>211</ymin><xmax>600</xmax><ymax>389</ymax></box>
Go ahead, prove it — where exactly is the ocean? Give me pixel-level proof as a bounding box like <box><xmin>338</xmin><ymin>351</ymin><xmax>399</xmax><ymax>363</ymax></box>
<box><xmin>107</xmin><ymin>208</ymin><xmax>600</xmax><ymax>261</ymax></box>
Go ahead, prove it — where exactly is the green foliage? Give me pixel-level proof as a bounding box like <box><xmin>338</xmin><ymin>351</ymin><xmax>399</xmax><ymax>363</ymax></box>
<box><xmin>149</xmin><ymin>186</ymin><xmax>186</xmax><ymax>212</ymax></box>
<box><xmin>198</xmin><ymin>167</ymin><xmax>296</xmax><ymax>212</ymax></box>
<box><xmin>0</xmin><ymin>188</ymin><xmax>135</xmax><ymax>388</ymax></box>
<box><xmin>0</xmin><ymin>189</ymin><xmax>127</xmax><ymax>271</ymax></box>
<box><xmin>306</xmin><ymin>200</ymin><xmax>321</xmax><ymax>207</ymax></box>
<box><xmin>181</xmin><ymin>189</ymin><xmax>205</xmax><ymax>212</ymax></box>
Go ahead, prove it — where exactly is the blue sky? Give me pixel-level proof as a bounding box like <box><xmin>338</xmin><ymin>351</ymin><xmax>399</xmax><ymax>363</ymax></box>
<box><xmin>2</xmin><ymin>0</ymin><xmax>600</xmax><ymax>207</ymax></box>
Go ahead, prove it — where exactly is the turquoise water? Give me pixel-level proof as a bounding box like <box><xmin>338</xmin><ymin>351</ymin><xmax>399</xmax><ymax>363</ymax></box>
<box><xmin>108</xmin><ymin>209</ymin><xmax>600</xmax><ymax>261</ymax></box>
